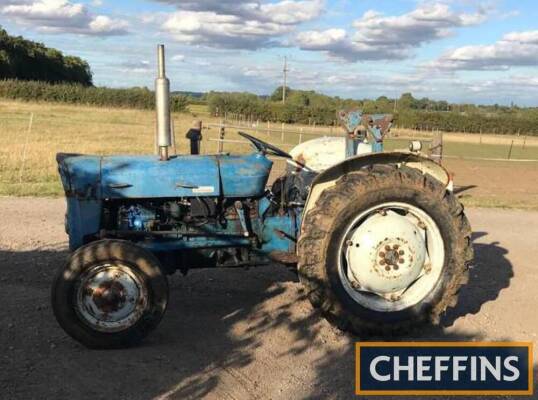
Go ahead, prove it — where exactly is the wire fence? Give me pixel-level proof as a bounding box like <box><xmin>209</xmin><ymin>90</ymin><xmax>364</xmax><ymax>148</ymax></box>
<box><xmin>2</xmin><ymin>111</ymin><xmax>538</xmax><ymax>197</ymax></box>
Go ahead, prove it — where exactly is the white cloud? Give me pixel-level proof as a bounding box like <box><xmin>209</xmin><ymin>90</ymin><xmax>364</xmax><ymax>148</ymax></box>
<box><xmin>428</xmin><ymin>30</ymin><xmax>538</xmax><ymax>70</ymax></box>
<box><xmin>162</xmin><ymin>10</ymin><xmax>290</xmax><ymax>49</ymax></box>
<box><xmin>172</xmin><ymin>54</ymin><xmax>185</xmax><ymax>62</ymax></box>
<box><xmin>88</xmin><ymin>15</ymin><xmax>128</xmax><ymax>35</ymax></box>
<box><xmin>119</xmin><ymin>60</ymin><xmax>151</xmax><ymax>73</ymax></box>
<box><xmin>258</xmin><ymin>0</ymin><xmax>324</xmax><ymax>24</ymax></box>
<box><xmin>152</xmin><ymin>0</ymin><xmax>323</xmax><ymax>23</ymax></box>
<box><xmin>296</xmin><ymin>3</ymin><xmax>487</xmax><ymax>61</ymax></box>
<box><xmin>1</xmin><ymin>0</ymin><xmax>128</xmax><ymax>36</ymax></box>
<box><xmin>151</xmin><ymin>0</ymin><xmax>324</xmax><ymax>49</ymax></box>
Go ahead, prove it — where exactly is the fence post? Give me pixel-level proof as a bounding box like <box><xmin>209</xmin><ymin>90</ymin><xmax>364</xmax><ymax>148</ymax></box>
<box><xmin>507</xmin><ymin>140</ymin><xmax>514</xmax><ymax>160</ymax></box>
<box><xmin>299</xmin><ymin>127</ymin><xmax>303</xmax><ymax>144</ymax></box>
<box><xmin>18</xmin><ymin>112</ymin><xmax>34</xmax><ymax>184</ymax></box>
<box><xmin>218</xmin><ymin>121</ymin><xmax>225</xmax><ymax>153</ymax></box>
<box><xmin>523</xmin><ymin>135</ymin><xmax>527</xmax><ymax>150</ymax></box>
<box><xmin>281</xmin><ymin>123</ymin><xmax>285</xmax><ymax>142</ymax></box>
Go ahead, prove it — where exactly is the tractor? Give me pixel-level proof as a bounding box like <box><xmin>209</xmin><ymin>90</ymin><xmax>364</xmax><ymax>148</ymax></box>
<box><xmin>52</xmin><ymin>46</ymin><xmax>473</xmax><ymax>348</ymax></box>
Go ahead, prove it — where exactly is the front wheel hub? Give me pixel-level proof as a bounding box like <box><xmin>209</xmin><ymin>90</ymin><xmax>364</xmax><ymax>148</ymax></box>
<box><xmin>75</xmin><ymin>264</ymin><xmax>148</xmax><ymax>333</ymax></box>
<box><xmin>346</xmin><ymin>212</ymin><xmax>426</xmax><ymax>294</ymax></box>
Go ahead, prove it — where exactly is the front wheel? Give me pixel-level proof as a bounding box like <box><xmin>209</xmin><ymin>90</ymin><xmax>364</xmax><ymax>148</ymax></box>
<box><xmin>52</xmin><ymin>239</ymin><xmax>168</xmax><ymax>348</ymax></box>
<box><xmin>298</xmin><ymin>164</ymin><xmax>473</xmax><ymax>336</ymax></box>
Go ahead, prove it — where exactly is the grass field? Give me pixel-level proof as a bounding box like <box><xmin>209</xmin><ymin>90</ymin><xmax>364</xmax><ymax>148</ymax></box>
<box><xmin>1</xmin><ymin>100</ymin><xmax>537</xmax><ymax>209</ymax></box>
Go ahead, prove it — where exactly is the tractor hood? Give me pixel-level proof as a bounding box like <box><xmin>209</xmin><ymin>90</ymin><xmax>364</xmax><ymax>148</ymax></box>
<box><xmin>57</xmin><ymin>153</ymin><xmax>272</xmax><ymax>199</ymax></box>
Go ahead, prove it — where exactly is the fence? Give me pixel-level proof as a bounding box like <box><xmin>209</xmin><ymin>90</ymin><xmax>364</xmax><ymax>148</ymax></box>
<box><xmin>197</xmin><ymin>117</ymin><xmax>538</xmax><ymax>162</ymax></box>
<box><xmin>2</xmin><ymin>110</ymin><xmax>538</xmax><ymax>198</ymax></box>
<box><xmin>203</xmin><ymin>120</ymin><xmax>344</xmax><ymax>153</ymax></box>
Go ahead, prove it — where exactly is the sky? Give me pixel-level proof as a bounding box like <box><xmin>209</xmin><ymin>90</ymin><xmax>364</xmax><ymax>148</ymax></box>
<box><xmin>1</xmin><ymin>0</ymin><xmax>538</xmax><ymax>105</ymax></box>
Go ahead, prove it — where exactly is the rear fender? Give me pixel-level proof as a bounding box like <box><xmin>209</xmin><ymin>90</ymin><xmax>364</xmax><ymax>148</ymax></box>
<box><xmin>301</xmin><ymin>152</ymin><xmax>451</xmax><ymax>232</ymax></box>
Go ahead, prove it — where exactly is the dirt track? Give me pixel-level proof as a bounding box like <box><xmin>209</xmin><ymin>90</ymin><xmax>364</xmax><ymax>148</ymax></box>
<box><xmin>0</xmin><ymin>198</ymin><xmax>537</xmax><ymax>400</ymax></box>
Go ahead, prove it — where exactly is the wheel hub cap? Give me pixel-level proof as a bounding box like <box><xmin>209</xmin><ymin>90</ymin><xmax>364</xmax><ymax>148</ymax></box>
<box><xmin>346</xmin><ymin>211</ymin><xmax>427</xmax><ymax>294</ymax></box>
<box><xmin>76</xmin><ymin>264</ymin><xmax>148</xmax><ymax>333</ymax></box>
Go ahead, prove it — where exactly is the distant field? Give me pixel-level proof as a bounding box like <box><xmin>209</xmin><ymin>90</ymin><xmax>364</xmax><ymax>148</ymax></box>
<box><xmin>1</xmin><ymin>100</ymin><xmax>537</xmax><ymax>209</ymax></box>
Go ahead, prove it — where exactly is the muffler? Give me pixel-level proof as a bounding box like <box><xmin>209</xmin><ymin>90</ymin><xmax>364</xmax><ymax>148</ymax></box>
<box><xmin>155</xmin><ymin>44</ymin><xmax>171</xmax><ymax>161</ymax></box>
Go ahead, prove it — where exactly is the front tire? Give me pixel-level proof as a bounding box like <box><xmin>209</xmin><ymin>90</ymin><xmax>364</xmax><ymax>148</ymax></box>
<box><xmin>298</xmin><ymin>164</ymin><xmax>473</xmax><ymax>336</ymax></box>
<box><xmin>52</xmin><ymin>239</ymin><xmax>168</xmax><ymax>348</ymax></box>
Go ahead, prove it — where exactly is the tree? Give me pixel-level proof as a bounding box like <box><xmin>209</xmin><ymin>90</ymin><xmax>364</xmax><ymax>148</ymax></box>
<box><xmin>399</xmin><ymin>93</ymin><xmax>418</xmax><ymax>109</ymax></box>
<box><xmin>0</xmin><ymin>26</ymin><xmax>93</xmax><ymax>85</ymax></box>
<box><xmin>270</xmin><ymin>86</ymin><xmax>291</xmax><ymax>102</ymax></box>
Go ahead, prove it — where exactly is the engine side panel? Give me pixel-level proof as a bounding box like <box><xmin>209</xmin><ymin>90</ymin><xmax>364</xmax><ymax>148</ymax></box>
<box><xmin>102</xmin><ymin>155</ymin><xmax>220</xmax><ymax>198</ymax></box>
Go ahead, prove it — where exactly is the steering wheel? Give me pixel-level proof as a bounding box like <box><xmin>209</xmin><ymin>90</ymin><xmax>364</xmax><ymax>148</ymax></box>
<box><xmin>238</xmin><ymin>131</ymin><xmax>292</xmax><ymax>159</ymax></box>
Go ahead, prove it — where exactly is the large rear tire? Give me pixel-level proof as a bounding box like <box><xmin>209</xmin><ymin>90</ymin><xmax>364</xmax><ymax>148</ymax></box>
<box><xmin>297</xmin><ymin>164</ymin><xmax>473</xmax><ymax>336</ymax></box>
<box><xmin>52</xmin><ymin>239</ymin><xmax>168</xmax><ymax>348</ymax></box>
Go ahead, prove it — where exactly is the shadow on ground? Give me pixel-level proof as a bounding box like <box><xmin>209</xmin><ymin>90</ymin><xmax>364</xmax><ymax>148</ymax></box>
<box><xmin>0</xmin><ymin>231</ymin><xmax>528</xmax><ymax>400</ymax></box>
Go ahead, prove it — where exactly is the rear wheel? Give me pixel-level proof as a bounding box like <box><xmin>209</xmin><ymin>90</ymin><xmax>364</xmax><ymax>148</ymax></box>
<box><xmin>52</xmin><ymin>239</ymin><xmax>168</xmax><ymax>348</ymax></box>
<box><xmin>298</xmin><ymin>164</ymin><xmax>473</xmax><ymax>335</ymax></box>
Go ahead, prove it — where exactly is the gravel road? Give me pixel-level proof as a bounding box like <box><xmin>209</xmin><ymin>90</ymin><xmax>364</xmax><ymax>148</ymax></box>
<box><xmin>0</xmin><ymin>198</ymin><xmax>537</xmax><ymax>400</ymax></box>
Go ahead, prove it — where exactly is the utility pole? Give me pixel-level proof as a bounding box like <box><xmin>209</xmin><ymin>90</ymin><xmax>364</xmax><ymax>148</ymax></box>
<box><xmin>282</xmin><ymin>56</ymin><xmax>288</xmax><ymax>104</ymax></box>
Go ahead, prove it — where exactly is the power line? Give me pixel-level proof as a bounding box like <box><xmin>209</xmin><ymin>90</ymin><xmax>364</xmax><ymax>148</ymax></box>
<box><xmin>282</xmin><ymin>56</ymin><xmax>288</xmax><ymax>104</ymax></box>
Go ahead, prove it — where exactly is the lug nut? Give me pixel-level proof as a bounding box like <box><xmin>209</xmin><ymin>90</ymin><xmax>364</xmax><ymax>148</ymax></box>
<box><xmin>379</xmin><ymin>251</ymin><xmax>385</xmax><ymax>257</ymax></box>
<box><xmin>393</xmin><ymin>244</ymin><xmax>399</xmax><ymax>250</ymax></box>
<box><xmin>385</xmin><ymin>245</ymin><xmax>391</xmax><ymax>251</ymax></box>
<box><xmin>398</xmin><ymin>250</ymin><xmax>404</xmax><ymax>255</ymax></box>
<box><xmin>393</xmin><ymin>265</ymin><xmax>399</xmax><ymax>271</ymax></box>
<box><xmin>380</xmin><ymin>260</ymin><xmax>386</xmax><ymax>266</ymax></box>
<box><xmin>398</xmin><ymin>258</ymin><xmax>404</xmax><ymax>264</ymax></box>
<box><xmin>385</xmin><ymin>266</ymin><xmax>391</xmax><ymax>271</ymax></box>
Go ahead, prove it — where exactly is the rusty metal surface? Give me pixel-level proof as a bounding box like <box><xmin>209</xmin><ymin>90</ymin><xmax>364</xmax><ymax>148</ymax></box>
<box><xmin>337</xmin><ymin>109</ymin><xmax>393</xmax><ymax>136</ymax></box>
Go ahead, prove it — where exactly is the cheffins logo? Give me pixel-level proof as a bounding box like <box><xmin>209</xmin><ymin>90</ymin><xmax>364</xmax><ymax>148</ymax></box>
<box><xmin>356</xmin><ymin>342</ymin><xmax>533</xmax><ymax>395</ymax></box>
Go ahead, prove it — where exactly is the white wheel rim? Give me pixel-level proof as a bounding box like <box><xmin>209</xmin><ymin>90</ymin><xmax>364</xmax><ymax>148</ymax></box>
<box><xmin>337</xmin><ymin>202</ymin><xmax>445</xmax><ymax>312</ymax></box>
<box><xmin>74</xmin><ymin>263</ymin><xmax>148</xmax><ymax>333</ymax></box>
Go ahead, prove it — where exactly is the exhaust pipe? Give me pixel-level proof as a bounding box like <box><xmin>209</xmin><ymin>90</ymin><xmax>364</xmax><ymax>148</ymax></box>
<box><xmin>155</xmin><ymin>44</ymin><xmax>171</xmax><ymax>161</ymax></box>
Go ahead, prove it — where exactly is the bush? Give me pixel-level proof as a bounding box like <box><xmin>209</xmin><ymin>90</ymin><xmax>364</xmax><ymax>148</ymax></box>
<box><xmin>0</xmin><ymin>80</ymin><xmax>189</xmax><ymax>111</ymax></box>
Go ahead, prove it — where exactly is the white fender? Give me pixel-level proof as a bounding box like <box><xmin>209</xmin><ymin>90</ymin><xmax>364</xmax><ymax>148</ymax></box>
<box><xmin>288</xmin><ymin>136</ymin><xmax>371</xmax><ymax>172</ymax></box>
<box><xmin>300</xmin><ymin>152</ymin><xmax>453</xmax><ymax>234</ymax></box>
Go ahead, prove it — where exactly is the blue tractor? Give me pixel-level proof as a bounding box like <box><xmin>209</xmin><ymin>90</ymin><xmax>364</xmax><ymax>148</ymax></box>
<box><xmin>52</xmin><ymin>46</ymin><xmax>473</xmax><ymax>348</ymax></box>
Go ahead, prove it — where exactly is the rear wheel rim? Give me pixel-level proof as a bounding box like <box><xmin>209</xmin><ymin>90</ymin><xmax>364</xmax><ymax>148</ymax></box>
<box><xmin>337</xmin><ymin>202</ymin><xmax>445</xmax><ymax>312</ymax></box>
<box><xmin>74</xmin><ymin>263</ymin><xmax>149</xmax><ymax>333</ymax></box>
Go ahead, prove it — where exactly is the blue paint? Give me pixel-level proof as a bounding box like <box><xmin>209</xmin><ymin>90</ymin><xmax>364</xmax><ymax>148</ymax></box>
<box><xmin>368</xmin><ymin>126</ymin><xmax>384</xmax><ymax>153</ymax></box>
<box><xmin>338</xmin><ymin>109</ymin><xmax>363</xmax><ymax>133</ymax></box>
<box><xmin>57</xmin><ymin>154</ymin><xmax>101</xmax><ymax>199</ymax></box>
<box><xmin>219</xmin><ymin>153</ymin><xmax>272</xmax><ymax>197</ymax></box>
<box><xmin>140</xmin><ymin>237</ymin><xmax>252</xmax><ymax>252</ymax></box>
<box><xmin>260</xmin><ymin>214</ymin><xmax>296</xmax><ymax>253</ymax></box>
<box><xmin>65</xmin><ymin>198</ymin><xmax>101</xmax><ymax>249</ymax></box>
<box><xmin>59</xmin><ymin>153</ymin><xmax>271</xmax><ymax>200</ymax></box>
<box><xmin>102</xmin><ymin>155</ymin><xmax>220</xmax><ymax>198</ymax></box>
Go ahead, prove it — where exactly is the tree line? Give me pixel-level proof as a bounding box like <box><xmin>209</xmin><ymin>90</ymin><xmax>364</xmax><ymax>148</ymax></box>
<box><xmin>0</xmin><ymin>80</ymin><xmax>188</xmax><ymax>111</ymax></box>
<box><xmin>206</xmin><ymin>88</ymin><xmax>538</xmax><ymax>136</ymax></box>
<box><xmin>0</xmin><ymin>27</ymin><xmax>92</xmax><ymax>86</ymax></box>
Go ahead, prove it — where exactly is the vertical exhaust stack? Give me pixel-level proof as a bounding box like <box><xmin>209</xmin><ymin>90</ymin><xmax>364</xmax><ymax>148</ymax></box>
<box><xmin>155</xmin><ymin>44</ymin><xmax>171</xmax><ymax>161</ymax></box>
